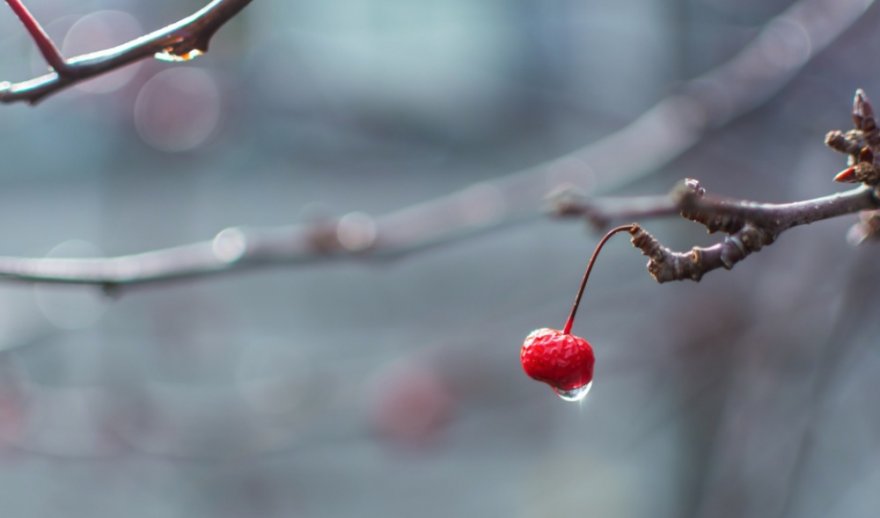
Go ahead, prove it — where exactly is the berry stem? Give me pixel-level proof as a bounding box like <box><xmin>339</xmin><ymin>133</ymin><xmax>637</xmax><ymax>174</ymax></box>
<box><xmin>562</xmin><ymin>224</ymin><xmax>637</xmax><ymax>335</ymax></box>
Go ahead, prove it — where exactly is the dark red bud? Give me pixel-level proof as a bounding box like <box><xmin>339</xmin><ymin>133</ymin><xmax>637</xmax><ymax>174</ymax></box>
<box><xmin>834</xmin><ymin>166</ymin><xmax>857</xmax><ymax>183</ymax></box>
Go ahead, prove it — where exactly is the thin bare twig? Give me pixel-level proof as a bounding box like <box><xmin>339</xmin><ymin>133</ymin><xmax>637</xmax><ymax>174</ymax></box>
<box><xmin>550</xmin><ymin>188</ymin><xmax>681</xmax><ymax>229</ymax></box>
<box><xmin>0</xmin><ymin>0</ymin><xmax>252</xmax><ymax>105</ymax></box>
<box><xmin>634</xmin><ymin>182</ymin><xmax>877</xmax><ymax>282</ymax></box>
<box><xmin>0</xmin><ymin>216</ymin><xmax>463</xmax><ymax>291</ymax></box>
<box><xmin>557</xmin><ymin>180</ymin><xmax>879</xmax><ymax>283</ymax></box>
<box><xmin>556</xmin><ymin>179</ymin><xmax>878</xmax><ymax>233</ymax></box>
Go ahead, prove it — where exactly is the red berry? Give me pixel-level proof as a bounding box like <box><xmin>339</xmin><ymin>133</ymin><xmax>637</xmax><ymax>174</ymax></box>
<box><xmin>520</xmin><ymin>328</ymin><xmax>594</xmax><ymax>399</ymax></box>
<box><xmin>520</xmin><ymin>225</ymin><xmax>635</xmax><ymax>401</ymax></box>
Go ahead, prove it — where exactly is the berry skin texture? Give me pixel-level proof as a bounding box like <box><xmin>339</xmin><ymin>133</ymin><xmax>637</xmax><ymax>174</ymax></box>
<box><xmin>520</xmin><ymin>328</ymin><xmax>595</xmax><ymax>392</ymax></box>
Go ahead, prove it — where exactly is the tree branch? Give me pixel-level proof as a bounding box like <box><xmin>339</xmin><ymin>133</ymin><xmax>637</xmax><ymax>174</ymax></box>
<box><xmin>551</xmin><ymin>89</ymin><xmax>880</xmax><ymax>283</ymax></box>
<box><xmin>0</xmin><ymin>0</ymin><xmax>252</xmax><ymax>105</ymax></box>
<box><xmin>0</xmin><ymin>207</ymin><xmax>521</xmax><ymax>292</ymax></box>
<box><xmin>558</xmin><ymin>180</ymin><xmax>879</xmax><ymax>232</ymax></box>
<box><xmin>0</xmin><ymin>218</ymin><xmax>417</xmax><ymax>291</ymax></box>
<box><xmin>559</xmin><ymin>181</ymin><xmax>879</xmax><ymax>283</ymax></box>
<box><xmin>634</xmin><ymin>182</ymin><xmax>878</xmax><ymax>282</ymax></box>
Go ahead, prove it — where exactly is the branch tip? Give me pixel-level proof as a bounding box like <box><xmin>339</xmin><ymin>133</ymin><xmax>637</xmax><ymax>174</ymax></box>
<box><xmin>853</xmin><ymin>89</ymin><xmax>875</xmax><ymax>131</ymax></box>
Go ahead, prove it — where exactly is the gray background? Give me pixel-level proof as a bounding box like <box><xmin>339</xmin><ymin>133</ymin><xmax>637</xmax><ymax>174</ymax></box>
<box><xmin>0</xmin><ymin>0</ymin><xmax>877</xmax><ymax>516</ymax></box>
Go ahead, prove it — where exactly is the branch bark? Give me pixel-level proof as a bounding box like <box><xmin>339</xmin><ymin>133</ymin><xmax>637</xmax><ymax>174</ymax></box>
<box><xmin>558</xmin><ymin>181</ymin><xmax>880</xmax><ymax>283</ymax></box>
<box><xmin>0</xmin><ymin>0</ymin><xmax>252</xmax><ymax>105</ymax></box>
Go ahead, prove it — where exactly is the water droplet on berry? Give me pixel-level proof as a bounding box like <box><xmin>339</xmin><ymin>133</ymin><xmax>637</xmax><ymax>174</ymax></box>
<box><xmin>553</xmin><ymin>382</ymin><xmax>592</xmax><ymax>402</ymax></box>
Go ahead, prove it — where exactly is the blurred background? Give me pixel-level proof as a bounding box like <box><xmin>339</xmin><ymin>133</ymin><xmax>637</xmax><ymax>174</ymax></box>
<box><xmin>0</xmin><ymin>0</ymin><xmax>878</xmax><ymax>516</ymax></box>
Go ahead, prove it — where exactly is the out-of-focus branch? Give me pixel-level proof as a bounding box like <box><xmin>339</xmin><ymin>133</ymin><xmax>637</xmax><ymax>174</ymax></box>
<box><xmin>0</xmin><ymin>0</ymin><xmax>869</xmax><ymax>290</ymax></box>
<box><xmin>0</xmin><ymin>0</ymin><xmax>252</xmax><ymax>105</ymax></box>
<box><xmin>550</xmin><ymin>188</ymin><xmax>682</xmax><ymax>230</ymax></box>
<box><xmin>0</xmin><ymin>215</ymin><xmax>483</xmax><ymax>291</ymax></box>
<box><xmin>551</xmin><ymin>89</ymin><xmax>880</xmax><ymax>283</ymax></box>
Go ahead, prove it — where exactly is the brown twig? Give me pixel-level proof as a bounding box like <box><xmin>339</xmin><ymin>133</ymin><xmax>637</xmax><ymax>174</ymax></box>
<box><xmin>0</xmin><ymin>0</ymin><xmax>252</xmax><ymax>105</ymax></box>
<box><xmin>551</xmin><ymin>89</ymin><xmax>880</xmax><ymax>283</ymax></box>
<box><xmin>558</xmin><ymin>181</ymin><xmax>878</xmax><ymax>283</ymax></box>
<box><xmin>634</xmin><ymin>184</ymin><xmax>877</xmax><ymax>283</ymax></box>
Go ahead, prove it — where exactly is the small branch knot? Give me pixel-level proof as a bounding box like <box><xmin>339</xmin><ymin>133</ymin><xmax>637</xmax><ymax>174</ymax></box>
<box><xmin>684</xmin><ymin>178</ymin><xmax>706</xmax><ymax>197</ymax></box>
<box><xmin>630</xmin><ymin>225</ymin><xmax>663</xmax><ymax>262</ymax></box>
<box><xmin>630</xmin><ymin>225</ymin><xmax>705</xmax><ymax>282</ymax></box>
<box><xmin>825</xmin><ymin>130</ymin><xmax>863</xmax><ymax>156</ymax></box>
<box><xmin>546</xmin><ymin>184</ymin><xmax>587</xmax><ymax>217</ymax></box>
<box><xmin>680</xmin><ymin>200</ymin><xmax>744</xmax><ymax>235</ymax></box>
<box><xmin>669</xmin><ymin>178</ymin><xmax>705</xmax><ymax>206</ymax></box>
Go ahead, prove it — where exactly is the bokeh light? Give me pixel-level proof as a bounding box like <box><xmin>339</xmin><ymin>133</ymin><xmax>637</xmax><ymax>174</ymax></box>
<box><xmin>61</xmin><ymin>10</ymin><xmax>143</xmax><ymax>94</ymax></box>
<box><xmin>134</xmin><ymin>67</ymin><xmax>222</xmax><ymax>153</ymax></box>
<box><xmin>33</xmin><ymin>240</ymin><xmax>107</xmax><ymax>330</ymax></box>
<box><xmin>368</xmin><ymin>359</ymin><xmax>454</xmax><ymax>447</ymax></box>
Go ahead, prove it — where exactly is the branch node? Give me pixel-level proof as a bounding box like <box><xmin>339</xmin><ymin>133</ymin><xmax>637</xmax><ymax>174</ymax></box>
<box><xmin>546</xmin><ymin>184</ymin><xmax>587</xmax><ymax>217</ymax></box>
<box><xmin>719</xmin><ymin>234</ymin><xmax>743</xmax><ymax>269</ymax></box>
<box><xmin>825</xmin><ymin>130</ymin><xmax>862</xmax><ymax>156</ymax></box>
<box><xmin>629</xmin><ymin>225</ymin><xmax>705</xmax><ymax>283</ymax></box>
<box><xmin>669</xmin><ymin>177</ymin><xmax>704</xmax><ymax>207</ymax></box>
<box><xmin>684</xmin><ymin>178</ymin><xmax>706</xmax><ymax>197</ymax></box>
